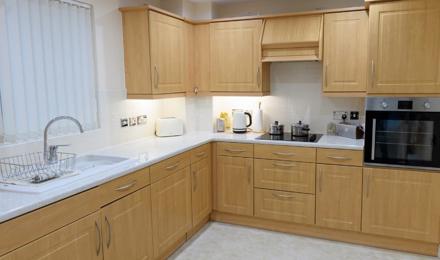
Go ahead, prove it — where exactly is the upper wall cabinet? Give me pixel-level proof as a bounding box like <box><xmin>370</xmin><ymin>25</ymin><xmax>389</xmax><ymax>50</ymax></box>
<box><xmin>190</xmin><ymin>24</ymin><xmax>211</xmax><ymax>96</ymax></box>
<box><xmin>120</xmin><ymin>8</ymin><xmax>190</xmax><ymax>98</ymax></box>
<box><xmin>323</xmin><ymin>11</ymin><xmax>368</xmax><ymax>96</ymax></box>
<box><xmin>210</xmin><ymin>20</ymin><xmax>270</xmax><ymax>94</ymax></box>
<box><xmin>368</xmin><ymin>0</ymin><xmax>440</xmax><ymax>95</ymax></box>
<box><xmin>261</xmin><ymin>15</ymin><xmax>323</xmax><ymax>62</ymax></box>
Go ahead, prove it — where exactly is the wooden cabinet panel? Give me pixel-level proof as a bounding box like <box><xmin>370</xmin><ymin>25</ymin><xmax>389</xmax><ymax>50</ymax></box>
<box><xmin>190</xmin><ymin>143</ymin><xmax>211</xmax><ymax>164</ymax></box>
<box><xmin>151</xmin><ymin>167</ymin><xmax>192</xmax><ymax>258</ymax></box>
<box><xmin>150</xmin><ymin>151</ymin><xmax>190</xmax><ymax>183</ymax></box>
<box><xmin>368</xmin><ymin>0</ymin><xmax>440</xmax><ymax>94</ymax></box>
<box><xmin>254</xmin><ymin>159</ymin><xmax>315</xmax><ymax>194</ymax></box>
<box><xmin>121</xmin><ymin>9</ymin><xmax>152</xmax><ymax>97</ymax></box>
<box><xmin>216</xmin><ymin>142</ymin><xmax>254</xmax><ymax>158</ymax></box>
<box><xmin>0</xmin><ymin>212</ymin><xmax>102</xmax><ymax>260</ymax></box>
<box><xmin>102</xmin><ymin>187</ymin><xmax>154</xmax><ymax>260</ymax></box>
<box><xmin>210</xmin><ymin>20</ymin><xmax>263</xmax><ymax>92</ymax></box>
<box><xmin>149</xmin><ymin>11</ymin><xmax>185</xmax><ymax>94</ymax></box>
<box><xmin>317</xmin><ymin>148</ymin><xmax>363</xmax><ymax>166</ymax></box>
<box><xmin>316</xmin><ymin>165</ymin><xmax>362</xmax><ymax>232</ymax></box>
<box><xmin>254</xmin><ymin>188</ymin><xmax>315</xmax><ymax>225</ymax></box>
<box><xmin>192</xmin><ymin>24</ymin><xmax>211</xmax><ymax>95</ymax></box>
<box><xmin>323</xmin><ymin>11</ymin><xmax>368</xmax><ymax>94</ymax></box>
<box><xmin>362</xmin><ymin>167</ymin><xmax>440</xmax><ymax>243</ymax></box>
<box><xmin>216</xmin><ymin>156</ymin><xmax>253</xmax><ymax>216</ymax></box>
<box><xmin>191</xmin><ymin>157</ymin><xmax>212</xmax><ymax>227</ymax></box>
<box><xmin>254</xmin><ymin>144</ymin><xmax>316</xmax><ymax>162</ymax></box>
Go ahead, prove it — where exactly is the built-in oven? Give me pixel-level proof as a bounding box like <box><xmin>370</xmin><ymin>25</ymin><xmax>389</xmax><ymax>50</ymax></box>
<box><xmin>364</xmin><ymin>97</ymin><xmax>440</xmax><ymax>169</ymax></box>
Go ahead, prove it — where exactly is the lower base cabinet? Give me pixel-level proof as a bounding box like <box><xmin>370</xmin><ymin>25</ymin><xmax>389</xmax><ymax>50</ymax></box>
<box><xmin>151</xmin><ymin>167</ymin><xmax>192</xmax><ymax>258</ymax></box>
<box><xmin>254</xmin><ymin>188</ymin><xmax>315</xmax><ymax>224</ymax></box>
<box><xmin>362</xmin><ymin>167</ymin><xmax>440</xmax><ymax>243</ymax></box>
<box><xmin>316</xmin><ymin>164</ymin><xmax>362</xmax><ymax>232</ymax></box>
<box><xmin>191</xmin><ymin>157</ymin><xmax>212</xmax><ymax>227</ymax></box>
<box><xmin>0</xmin><ymin>212</ymin><xmax>102</xmax><ymax>260</ymax></box>
<box><xmin>101</xmin><ymin>187</ymin><xmax>154</xmax><ymax>260</ymax></box>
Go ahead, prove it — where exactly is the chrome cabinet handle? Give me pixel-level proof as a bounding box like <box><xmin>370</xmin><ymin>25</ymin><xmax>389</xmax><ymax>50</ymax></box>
<box><xmin>371</xmin><ymin>118</ymin><xmax>376</xmax><ymax>160</ymax></box>
<box><xmin>326</xmin><ymin>156</ymin><xmax>351</xmax><ymax>161</ymax></box>
<box><xmin>272</xmin><ymin>192</ymin><xmax>295</xmax><ymax>199</ymax></box>
<box><xmin>196</xmin><ymin>152</ymin><xmax>206</xmax><ymax>157</ymax></box>
<box><xmin>165</xmin><ymin>162</ymin><xmax>180</xmax><ymax>170</ymax></box>
<box><xmin>257</xmin><ymin>66</ymin><xmax>261</xmax><ymax>89</ymax></box>
<box><xmin>272</xmin><ymin>152</ymin><xmax>296</xmax><ymax>157</ymax></box>
<box><xmin>105</xmin><ymin>216</ymin><xmax>111</xmax><ymax>248</ymax></box>
<box><xmin>318</xmin><ymin>169</ymin><xmax>323</xmax><ymax>193</ymax></box>
<box><xmin>272</xmin><ymin>162</ymin><xmax>297</xmax><ymax>168</ymax></box>
<box><xmin>192</xmin><ymin>171</ymin><xmax>197</xmax><ymax>192</ymax></box>
<box><xmin>225</xmin><ymin>148</ymin><xmax>245</xmax><ymax>153</ymax></box>
<box><xmin>95</xmin><ymin>221</ymin><xmax>101</xmax><ymax>256</ymax></box>
<box><xmin>115</xmin><ymin>180</ymin><xmax>137</xmax><ymax>191</ymax></box>
<box><xmin>154</xmin><ymin>65</ymin><xmax>159</xmax><ymax>88</ymax></box>
<box><xmin>366</xmin><ymin>175</ymin><xmax>371</xmax><ymax>198</ymax></box>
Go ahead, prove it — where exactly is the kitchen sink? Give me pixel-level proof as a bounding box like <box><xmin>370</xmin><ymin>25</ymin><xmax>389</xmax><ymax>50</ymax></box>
<box><xmin>73</xmin><ymin>155</ymin><xmax>130</xmax><ymax>172</ymax></box>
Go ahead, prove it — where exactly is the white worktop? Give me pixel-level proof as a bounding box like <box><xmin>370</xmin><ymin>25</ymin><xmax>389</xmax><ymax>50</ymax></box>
<box><xmin>0</xmin><ymin>132</ymin><xmax>363</xmax><ymax>223</ymax></box>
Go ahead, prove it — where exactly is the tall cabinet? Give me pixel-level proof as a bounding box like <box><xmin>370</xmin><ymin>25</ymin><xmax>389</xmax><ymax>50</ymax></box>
<box><xmin>367</xmin><ymin>0</ymin><xmax>440</xmax><ymax>94</ymax></box>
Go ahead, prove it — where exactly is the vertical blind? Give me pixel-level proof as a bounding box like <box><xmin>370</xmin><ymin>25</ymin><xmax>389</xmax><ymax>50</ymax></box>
<box><xmin>0</xmin><ymin>0</ymin><xmax>99</xmax><ymax>144</ymax></box>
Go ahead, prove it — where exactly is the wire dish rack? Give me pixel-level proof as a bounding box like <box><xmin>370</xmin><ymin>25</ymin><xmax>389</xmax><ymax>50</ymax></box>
<box><xmin>0</xmin><ymin>152</ymin><xmax>76</xmax><ymax>185</ymax></box>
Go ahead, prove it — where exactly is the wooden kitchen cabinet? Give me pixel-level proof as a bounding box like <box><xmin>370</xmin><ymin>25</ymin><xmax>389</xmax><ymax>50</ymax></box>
<box><xmin>190</xmin><ymin>24</ymin><xmax>211</xmax><ymax>96</ymax></box>
<box><xmin>191</xmin><ymin>156</ymin><xmax>212</xmax><ymax>227</ymax></box>
<box><xmin>0</xmin><ymin>212</ymin><xmax>102</xmax><ymax>260</ymax></box>
<box><xmin>215</xmin><ymin>156</ymin><xmax>254</xmax><ymax>216</ymax></box>
<box><xmin>210</xmin><ymin>20</ymin><xmax>269</xmax><ymax>94</ymax></box>
<box><xmin>368</xmin><ymin>0</ymin><xmax>440</xmax><ymax>94</ymax></box>
<box><xmin>323</xmin><ymin>11</ymin><xmax>368</xmax><ymax>95</ymax></box>
<box><xmin>316</xmin><ymin>164</ymin><xmax>362</xmax><ymax>232</ymax></box>
<box><xmin>362</xmin><ymin>167</ymin><xmax>440</xmax><ymax>243</ymax></box>
<box><xmin>151</xmin><ymin>167</ymin><xmax>192</xmax><ymax>258</ymax></box>
<box><xmin>101</xmin><ymin>187</ymin><xmax>154</xmax><ymax>260</ymax></box>
<box><xmin>149</xmin><ymin>11</ymin><xmax>186</xmax><ymax>94</ymax></box>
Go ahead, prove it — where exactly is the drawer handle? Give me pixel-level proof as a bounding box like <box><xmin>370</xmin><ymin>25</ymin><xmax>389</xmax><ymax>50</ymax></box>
<box><xmin>115</xmin><ymin>180</ymin><xmax>137</xmax><ymax>191</ymax></box>
<box><xmin>94</xmin><ymin>221</ymin><xmax>101</xmax><ymax>256</ymax></box>
<box><xmin>248</xmin><ymin>165</ymin><xmax>252</xmax><ymax>184</ymax></box>
<box><xmin>272</xmin><ymin>192</ymin><xmax>296</xmax><ymax>199</ymax></box>
<box><xmin>196</xmin><ymin>152</ymin><xmax>206</xmax><ymax>157</ymax></box>
<box><xmin>272</xmin><ymin>152</ymin><xmax>296</xmax><ymax>157</ymax></box>
<box><xmin>192</xmin><ymin>170</ymin><xmax>197</xmax><ymax>192</ymax></box>
<box><xmin>165</xmin><ymin>162</ymin><xmax>180</xmax><ymax>170</ymax></box>
<box><xmin>326</xmin><ymin>156</ymin><xmax>351</xmax><ymax>161</ymax></box>
<box><xmin>105</xmin><ymin>216</ymin><xmax>111</xmax><ymax>248</ymax></box>
<box><xmin>272</xmin><ymin>162</ymin><xmax>297</xmax><ymax>168</ymax></box>
<box><xmin>225</xmin><ymin>148</ymin><xmax>245</xmax><ymax>153</ymax></box>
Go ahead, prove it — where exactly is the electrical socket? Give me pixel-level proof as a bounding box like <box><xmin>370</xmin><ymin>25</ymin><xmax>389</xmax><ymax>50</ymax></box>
<box><xmin>350</xmin><ymin>111</ymin><xmax>360</xmax><ymax>120</ymax></box>
<box><xmin>120</xmin><ymin>118</ymin><xmax>128</xmax><ymax>128</ymax></box>
<box><xmin>333</xmin><ymin>111</ymin><xmax>348</xmax><ymax>121</ymax></box>
<box><xmin>129</xmin><ymin>117</ymin><xmax>137</xmax><ymax>126</ymax></box>
<box><xmin>137</xmin><ymin>115</ymin><xmax>148</xmax><ymax>125</ymax></box>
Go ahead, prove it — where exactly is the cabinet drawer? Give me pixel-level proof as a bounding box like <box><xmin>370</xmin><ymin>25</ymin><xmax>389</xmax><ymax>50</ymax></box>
<box><xmin>254</xmin><ymin>144</ymin><xmax>316</xmax><ymax>162</ymax></box>
<box><xmin>317</xmin><ymin>148</ymin><xmax>363</xmax><ymax>166</ymax></box>
<box><xmin>100</xmin><ymin>167</ymin><xmax>150</xmax><ymax>205</ymax></box>
<box><xmin>216</xmin><ymin>142</ymin><xmax>253</xmax><ymax>157</ymax></box>
<box><xmin>191</xmin><ymin>143</ymin><xmax>211</xmax><ymax>164</ymax></box>
<box><xmin>254</xmin><ymin>188</ymin><xmax>315</xmax><ymax>225</ymax></box>
<box><xmin>254</xmin><ymin>159</ymin><xmax>315</xmax><ymax>194</ymax></box>
<box><xmin>150</xmin><ymin>152</ymin><xmax>191</xmax><ymax>183</ymax></box>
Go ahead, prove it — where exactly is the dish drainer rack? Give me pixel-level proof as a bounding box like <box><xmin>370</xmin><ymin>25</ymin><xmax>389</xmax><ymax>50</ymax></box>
<box><xmin>0</xmin><ymin>152</ymin><xmax>76</xmax><ymax>184</ymax></box>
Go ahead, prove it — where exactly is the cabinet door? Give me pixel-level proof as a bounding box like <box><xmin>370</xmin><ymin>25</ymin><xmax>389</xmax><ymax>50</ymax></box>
<box><xmin>101</xmin><ymin>187</ymin><xmax>154</xmax><ymax>260</ymax></box>
<box><xmin>149</xmin><ymin>11</ymin><xmax>185</xmax><ymax>94</ymax></box>
<box><xmin>368</xmin><ymin>0</ymin><xmax>440</xmax><ymax>94</ymax></box>
<box><xmin>362</xmin><ymin>167</ymin><xmax>440</xmax><ymax>243</ymax></box>
<box><xmin>0</xmin><ymin>212</ymin><xmax>102</xmax><ymax>260</ymax></box>
<box><xmin>151</xmin><ymin>167</ymin><xmax>192</xmax><ymax>258</ymax></box>
<box><xmin>216</xmin><ymin>156</ymin><xmax>253</xmax><ymax>216</ymax></box>
<box><xmin>316</xmin><ymin>164</ymin><xmax>362</xmax><ymax>232</ymax></box>
<box><xmin>191</xmin><ymin>157</ymin><xmax>212</xmax><ymax>227</ymax></box>
<box><xmin>323</xmin><ymin>11</ymin><xmax>368</xmax><ymax>93</ymax></box>
<box><xmin>210</xmin><ymin>20</ymin><xmax>262</xmax><ymax>92</ymax></box>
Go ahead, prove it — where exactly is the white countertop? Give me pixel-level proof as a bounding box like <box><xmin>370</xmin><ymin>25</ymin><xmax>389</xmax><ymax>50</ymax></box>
<box><xmin>0</xmin><ymin>132</ymin><xmax>363</xmax><ymax>223</ymax></box>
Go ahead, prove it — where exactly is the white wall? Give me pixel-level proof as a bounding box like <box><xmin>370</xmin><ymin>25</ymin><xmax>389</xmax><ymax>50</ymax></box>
<box><xmin>213</xmin><ymin>62</ymin><xmax>364</xmax><ymax>134</ymax></box>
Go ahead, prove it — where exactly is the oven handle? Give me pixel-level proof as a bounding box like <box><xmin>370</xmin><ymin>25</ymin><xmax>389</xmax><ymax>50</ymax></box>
<box><xmin>371</xmin><ymin>118</ymin><xmax>376</xmax><ymax>161</ymax></box>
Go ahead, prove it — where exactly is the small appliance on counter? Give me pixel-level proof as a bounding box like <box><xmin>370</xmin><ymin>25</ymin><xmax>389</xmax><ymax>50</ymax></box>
<box><xmin>155</xmin><ymin>117</ymin><xmax>184</xmax><ymax>137</ymax></box>
<box><xmin>252</xmin><ymin>102</ymin><xmax>264</xmax><ymax>133</ymax></box>
<box><xmin>269</xmin><ymin>121</ymin><xmax>284</xmax><ymax>135</ymax></box>
<box><xmin>215</xmin><ymin>118</ymin><xmax>225</xmax><ymax>132</ymax></box>
<box><xmin>335</xmin><ymin>123</ymin><xmax>364</xmax><ymax>139</ymax></box>
<box><xmin>219</xmin><ymin>112</ymin><xmax>231</xmax><ymax>130</ymax></box>
<box><xmin>232</xmin><ymin>109</ymin><xmax>252</xmax><ymax>133</ymax></box>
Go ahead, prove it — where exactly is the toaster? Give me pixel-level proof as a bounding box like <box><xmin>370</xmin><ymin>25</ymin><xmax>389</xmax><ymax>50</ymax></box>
<box><xmin>155</xmin><ymin>117</ymin><xmax>184</xmax><ymax>137</ymax></box>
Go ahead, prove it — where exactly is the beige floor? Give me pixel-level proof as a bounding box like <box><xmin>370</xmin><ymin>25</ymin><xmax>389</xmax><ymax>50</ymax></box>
<box><xmin>170</xmin><ymin>222</ymin><xmax>439</xmax><ymax>260</ymax></box>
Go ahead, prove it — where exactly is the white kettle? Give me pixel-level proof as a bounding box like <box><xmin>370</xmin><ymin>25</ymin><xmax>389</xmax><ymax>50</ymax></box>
<box><xmin>232</xmin><ymin>110</ymin><xmax>252</xmax><ymax>133</ymax></box>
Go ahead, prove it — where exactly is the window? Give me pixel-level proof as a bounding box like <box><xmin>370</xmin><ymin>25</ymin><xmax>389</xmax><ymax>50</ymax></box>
<box><xmin>0</xmin><ymin>0</ymin><xmax>99</xmax><ymax>144</ymax></box>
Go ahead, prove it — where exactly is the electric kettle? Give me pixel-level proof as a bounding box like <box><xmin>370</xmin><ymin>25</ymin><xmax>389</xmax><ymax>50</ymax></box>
<box><xmin>232</xmin><ymin>110</ymin><xmax>252</xmax><ymax>133</ymax></box>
